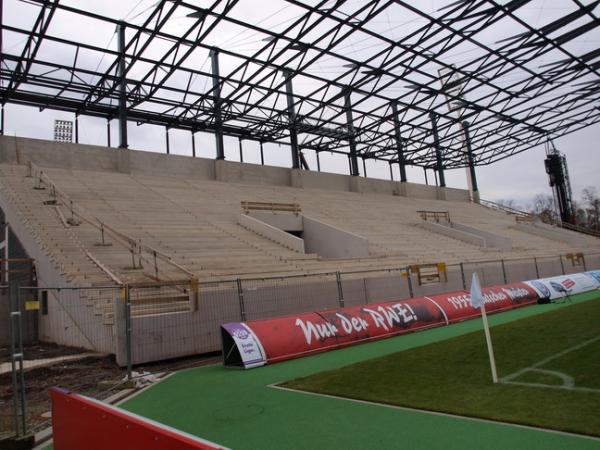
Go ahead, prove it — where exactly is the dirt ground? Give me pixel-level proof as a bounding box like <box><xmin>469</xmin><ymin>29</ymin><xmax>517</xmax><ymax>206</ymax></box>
<box><xmin>0</xmin><ymin>343</ymin><xmax>221</xmax><ymax>436</ymax></box>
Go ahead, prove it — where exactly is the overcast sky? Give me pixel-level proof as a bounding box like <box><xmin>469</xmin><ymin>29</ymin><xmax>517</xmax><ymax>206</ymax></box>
<box><xmin>3</xmin><ymin>0</ymin><xmax>599</xmax><ymax>209</ymax></box>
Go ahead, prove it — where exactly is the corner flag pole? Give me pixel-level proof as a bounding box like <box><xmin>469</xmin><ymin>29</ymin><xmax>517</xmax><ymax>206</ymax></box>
<box><xmin>470</xmin><ymin>272</ymin><xmax>498</xmax><ymax>384</ymax></box>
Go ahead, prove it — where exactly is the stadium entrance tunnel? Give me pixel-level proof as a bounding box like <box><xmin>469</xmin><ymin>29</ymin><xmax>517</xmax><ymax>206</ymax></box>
<box><xmin>238</xmin><ymin>211</ymin><xmax>369</xmax><ymax>259</ymax></box>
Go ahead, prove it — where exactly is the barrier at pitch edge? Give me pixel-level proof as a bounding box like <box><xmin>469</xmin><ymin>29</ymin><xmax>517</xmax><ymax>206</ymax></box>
<box><xmin>221</xmin><ymin>279</ymin><xmax>549</xmax><ymax>369</ymax></box>
<box><xmin>524</xmin><ymin>270</ymin><xmax>600</xmax><ymax>300</ymax></box>
<box><xmin>50</xmin><ymin>387</ymin><xmax>230</xmax><ymax>450</ymax></box>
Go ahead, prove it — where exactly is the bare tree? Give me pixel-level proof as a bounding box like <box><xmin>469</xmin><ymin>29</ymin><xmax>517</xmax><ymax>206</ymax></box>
<box><xmin>582</xmin><ymin>187</ymin><xmax>600</xmax><ymax>230</ymax></box>
<box><xmin>530</xmin><ymin>193</ymin><xmax>557</xmax><ymax>224</ymax></box>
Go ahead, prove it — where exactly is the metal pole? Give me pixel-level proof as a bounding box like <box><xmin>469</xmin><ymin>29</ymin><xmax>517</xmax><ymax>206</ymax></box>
<box><xmin>165</xmin><ymin>127</ymin><xmax>170</xmax><ymax>154</ymax></box>
<box><xmin>344</xmin><ymin>90</ymin><xmax>359</xmax><ymax>176</ymax></box>
<box><xmin>362</xmin><ymin>158</ymin><xmax>367</xmax><ymax>177</ymax></box>
<box><xmin>534</xmin><ymin>257</ymin><xmax>540</xmax><ymax>279</ymax></box>
<box><xmin>9</xmin><ymin>285</ymin><xmax>20</xmax><ymax>437</ymax></box>
<box><xmin>406</xmin><ymin>267</ymin><xmax>414</xmax><ymax>298</ymax></box>
<box><xmin>117</xmin><ymin>22</ymin><xmax>128</xmax><ymax>149</ymax></box>
<box><xmin>391</xmin><ymin>102</ymin><xmax>407</xmax><ymax>182</ymax></box>
<box><xmin>191</xmin><ymin>131</ymin><xmax>196</xmax><ymax>157</ymax></box>
<box><xmin>236</xmin><ymin>278</ymin><xmax>246</xmax><ymax>321</ymax></box>
<box><xmin>210</xmin><ymin>48</ymin><xmax>225</xmax><ymax>160</ymax></box>
<box><xmin>1</xmin><ymin>104</ymin><xmax>4</xmax><ymax>136</ymax></box>
<box><xmin>389</xmin><ymin>162</ymin><xmax>393</xmax><ymax>181</ymax></box>
<box><xmin>238</xmin><ymin>138</ymin><xmax>243</xmax><ymax>163</ymax></box>
<box><xmin>501</xmin><ymin>259</ymin><xmax>507</xmax><ymax>284</ymax></box>
<box><xmin>336</xmin><ymin>272</ymin><xmax>345</xmax><ymax>308</ymax></box>
<box><xmin>363</xmin><ymin>278</ymin><xmax>369</xmax><ymax>304</ymax></box>
<box><xmin>559</xmin><ymin>254</ymin><xmax>565</xmax><ymax>275</ymax></box>
<box><xmin>16</xmin><ymin>287</ymin><xmax>26</xmax><ymax>435</ymax></box>
<box><xmin>124</xmin><ymin>285</ymin><xmax>132</xmax><ymax>380</ymax></box>
<box><xmin>429</xmin><ymin>112</ymin><xmax>446</xmax><ymax>187</ymax></box>
<box><xmin>283</xmin><ymin>70</ymin><xmax>300</xmax><ymax>169</ymax></box>
<box><xmin>260</xmin><ymin>141</ymin><xmax>265</xmax><ymax>165</ymax></box>
<box><xmin>423</xmin><ymin>167</ymin><xmax>429</xmax><ymax>185</ymax></box>
<box><xmin>582</xmin><ymin>254</ymin><xmax>587</xmax><ymax>272</ymax></box>
<box><xmin>460</xmin><ymin>262</ymin><xmax>466</xmax><ymax>290</ymax></box>
<box><xmin>316</xmin><ymin>151</ymin><xmax>321</xmax><ymax>172</ymax></box>
<box><xmin>74</xmin><ymin>114</ymin><xmax>79</xmax><ymax>144</ymax></box>
<box><xmin>106</xmin><ymin>119</ymin><xmax>111</xmax><ymax>147</ymax></box>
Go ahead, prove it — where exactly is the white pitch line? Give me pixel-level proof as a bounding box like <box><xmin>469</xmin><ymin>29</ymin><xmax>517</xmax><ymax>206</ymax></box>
<box><xmin>500</xmin><ymin>335</ymin><xmax>600</xmax><ymax>383</ymax></box>
<box><xmin>267</xmin><ymin>384</ymin><xmax>600</xmax><ymax>442</ymax></box>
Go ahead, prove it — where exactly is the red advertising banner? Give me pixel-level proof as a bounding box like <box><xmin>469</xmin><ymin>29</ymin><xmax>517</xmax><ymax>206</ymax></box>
<box><xmin>222</xmin><ymin>281</ymin><xmax>541</xmax><ymax>368</ymax></box>
<box><xmin>427</xmin><ymin>282</ymin><xmax>539</xmax><ymax>323</ymax></box>
<box><xmin>50</xmin><ymin>387</ymin><xmax>230</xmax><ymax>450</ymax></box>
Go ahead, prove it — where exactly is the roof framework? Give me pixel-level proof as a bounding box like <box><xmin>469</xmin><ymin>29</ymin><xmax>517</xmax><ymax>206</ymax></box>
<box><xmin>1</xmin><ymin>0</ymin><xmax>599</xmax><ymax>170</ymax></box>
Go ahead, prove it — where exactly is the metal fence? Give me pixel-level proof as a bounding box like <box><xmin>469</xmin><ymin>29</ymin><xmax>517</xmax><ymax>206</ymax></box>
<box><xmin>1</xmin><ymin>251</ymin><xmax>599</xmax><ymax>440</ymax></box>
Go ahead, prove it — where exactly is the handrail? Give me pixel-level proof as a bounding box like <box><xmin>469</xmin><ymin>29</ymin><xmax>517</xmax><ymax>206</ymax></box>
<box><xmin>28</xmin><ymin>162</ymin><xmax>196</xmax><ymax>281</ymax></box>
<box><xmin>560</xmin><ymin>222</ymin><xmax>600</xmax><ymax>238</ymax></box>
<box><xmin>478</xmin><ymin>198</ymin><xmax>532</xmax><ymax>218</ymax></box>
<box><xmin>417</xmin><ymin>210</ymin><xmax>450</xmax><ymax>222</ymax></box>
<box><xmin>241</xmin><ymin>201</ymin><xmax>301</xmax><ymax>215</ymax></box>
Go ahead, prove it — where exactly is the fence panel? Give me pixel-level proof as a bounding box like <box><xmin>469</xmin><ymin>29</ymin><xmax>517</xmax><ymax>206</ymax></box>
<box><xmin>535</xmin><ymin>256</ymin><xmax>564</xmax><ymax>278</ymax></box>
<box><xmin>129</xmin><ymin>280</ymin><xmax>238</xmax><ymax>366</ymax></box>
<box><xmin>340</xmin><ymin>268</ymin><xmax>410</xmax><ymax>306</ymax></box>
<box><xmin>457</xmin><ymin>260</ymin><xmax>505</xmax><ymax>289</ymax></box>
<box><xmin>243</xmin><ymin>273</ymin><xmax>339</xmax><ymax>320</ymax></box>
<box><xmin>585</xmin><ymin>253</ymin><xmax>600</xmax><ymax>271</ymax></box>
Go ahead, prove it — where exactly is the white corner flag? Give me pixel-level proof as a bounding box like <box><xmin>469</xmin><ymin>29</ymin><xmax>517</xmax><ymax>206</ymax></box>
<box><xmin>470</xmin><ymin>272</ymin><xmax>498</xmax><ymax>383</ymax></box>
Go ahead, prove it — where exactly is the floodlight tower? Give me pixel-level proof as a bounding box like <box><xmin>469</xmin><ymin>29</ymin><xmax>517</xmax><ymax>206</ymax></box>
<box><xmin>544</xmin><ymin>139</ymin><xmax>574</xmax><ymax>225</ymax></box>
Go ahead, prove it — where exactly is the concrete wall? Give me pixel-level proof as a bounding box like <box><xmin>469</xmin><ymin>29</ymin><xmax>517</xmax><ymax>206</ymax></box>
<box><xmin>248</xmin><ymin>212</ymin><xmax>303</xmax><ymax>231</ymax></box>
<box><xmin>1</xmin><ymin>136</ymin><xmax>473</xmax><ymax>203</ymax></box>
<box><xmin>291</xmin><ymin>169</ymin><xmax>350</xmax><ymax>191</ymax></box>
<box><xmin>421</xmin><ymin>220</ymin><xmax>485</xmax><ymax>247</ymax></box>
<box><xmin>451</xmin><ymin>223</ymin><xmax>512</xmax><ymax>251</ymax></box>
<box><xmin>130</xmin><ymin>150</ymin><xmax>215</xmax><ymax>180</ymax></box>
<box><xmin>216</xmin><ymin>159</ymin><xmax>291</xmax><ymax>186</ymax></box>
<box><xmin>303</xmin><ymin>216</ymin><xmax>370</xmax><ymax>259</ymax></box>
<box><xmin>238</xmin><ymin>213</ymin><xmax>305</xmax><ymax>253</ymax></box>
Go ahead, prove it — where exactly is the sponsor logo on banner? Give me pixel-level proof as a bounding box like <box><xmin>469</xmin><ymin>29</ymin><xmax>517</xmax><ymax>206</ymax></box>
<box><xmin>585</xmin><ymin>270</ymin><xmax>600</xmax><ymax>285</ymax></box>
<box><xmin>525</xmin><ymin>273</ymin><xmax>599</xmax><ymax>300</ymax></box>
<box><xmin>221</xmin><ymin>323</ymin><xmax>266</xmax><ymax>369</ymax></box>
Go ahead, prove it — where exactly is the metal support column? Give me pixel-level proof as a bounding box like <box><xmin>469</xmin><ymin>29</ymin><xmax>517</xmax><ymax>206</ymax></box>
<box><xmin>462</xmin><ymin>121</ymin><xmax>479</xmax><ymax>196</ymax></box>
<box><xmin>316</xmin><ymin>151</ymin><xmax>321</xmax><ymax>172</ymax></box>
<box><xmin>238</xmin><ymin>138</ymin><xmax>243</xmax><ymax>163</ymax></box>
<box><xmin>389</xmin><ymin>162</ymin><xmax>393</xmax><ymax>181</ymax></box>
<box><xmin>124</xmin><ymin>284</ymin><xmax>132</xmax><ymax>380</ymax></box>
<box><xmin>117</xmin><ymin>22</ymin><xmax>128</xmax><ymax>149</ymax></box>
<box><xmin>165</xmin><ymin>127</ymin><xmax>170</xmax><ymax>154</ymax></box>
<box><xmin>423</xmin><ymin>167</ymin><xmax>429</xmax><ymax>185</ymax></box>
<box><xmin>259</xmin><ymin>141</ymin><xmax>264</xmax><ymax>165</ymax></box>
<box><xmin>429</xmin><ymin>112</ymin><xmax>446</xmax><ymax>187</ymax></box>
<box><xmin>191</xmin><ymin>131</ymin><xmax>196</xmax><ymax>157</ymax></box>
<box><xmin>344</xmin><ymin>90</ymin><xmax>359</xmax><ymax>176</ymax></box>
<box><xmin>210</xmin><ymin>48</ymin><xmax>225</xmax><ymax>160</ymax></box>
<box><xmin>1</xmin><ymin>105</ymin><xmax>5</xmax><ymax>136</ymax></box>
<box><xmin>284</xmin><ymin>70</ymin><xmax>300</xmax><ymax>169</ymax></box>
<box><xmin>106</xmin><ymin>119</ymin><xmax>111</xmax><ymax>147</ymax></box>
<box><xmin>74</xmin><ymin>114</ymin><xmax>79</xmax><ymax>143</ymax></box>
<box><xmin>392</xmin><ymin>102</ymin><xmax>407</xmax><ymax>182</ymax></box>
<box><xmin>362</xmin><ymin>157</ymin><xmax>367</xmax><ymax>177</ymax></box>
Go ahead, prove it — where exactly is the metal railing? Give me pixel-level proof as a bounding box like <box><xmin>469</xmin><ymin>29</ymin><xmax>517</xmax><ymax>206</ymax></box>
<box><xmin>27</xmin><ymin>161</ymin><xmax>196</xmax><ymax>284</ymax></box>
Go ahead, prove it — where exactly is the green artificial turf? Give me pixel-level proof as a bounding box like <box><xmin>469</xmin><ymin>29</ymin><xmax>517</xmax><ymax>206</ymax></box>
<box><xmin>45</xmin><ymin>290</ymin><xmax>600</xmax><ymax>450</ymax></box>
<box><xmin>283</xmin><ymin>298</ymin><xmax>600</xmax><ymax>437</ymax></box>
